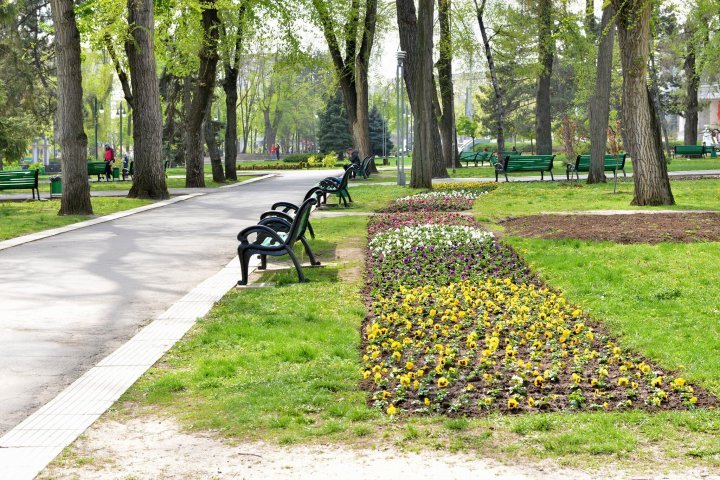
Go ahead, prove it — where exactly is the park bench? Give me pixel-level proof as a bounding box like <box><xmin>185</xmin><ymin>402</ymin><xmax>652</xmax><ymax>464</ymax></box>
<box><xmin>87</xmin><ymin>161</ymin><xmax>109</xmax><ymax>181</ymax></box>
<box><xmin>318</xmin><ymin>164</ymin><xmax>357</xmax><ymax>207</ymax></box>
<box><xmin>237</xmin><ymin>197</ymin><xmax>318</xmax><ymax>285</ymax></box>
<box><xmin>460</xmin><ymin>150</ymin><xmax>494</xmax><ymax>167</ymax></box>
<box><xmin>566</xmin><ymin>153</ymin><xmax>627</xmax><ymax>180</ymax></box>
<box><xmin>673</xmin><ymin>145</ymin><xmax>717</xmax><ymax>158</ymax></box>
<box><xmin>0</xmin><ymin>169</ymin><xmax>40</xmax><ymax>199</ymax></box>
<box><xmin>265</xmin><ymin>186</ymin><xmax>324</xmax><ymax>239</ymax></box>
<box><xmin>358</xmin><ymin>156</ymin><xmax>374</xmax><ymax>179</ymax></box>
<box><xmin>495</xmin><ymin>154</ymin><xmax>555</xmax><ymax>182</ymax></box>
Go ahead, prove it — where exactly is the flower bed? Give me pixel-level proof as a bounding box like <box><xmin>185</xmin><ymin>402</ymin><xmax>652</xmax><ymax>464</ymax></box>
<box><xmin>362</xmin><ymin>212</ymin><xmax>715</xmax><ymax>416</ymax></box>
<box><xmin>379</xmin><ymin>189</ymin><xmax>488</xmax><ymax>213</ymax></box>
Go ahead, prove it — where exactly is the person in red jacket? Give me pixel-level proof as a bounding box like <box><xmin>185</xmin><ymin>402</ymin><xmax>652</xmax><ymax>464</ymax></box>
<box><xmin>104</xmin><ymin>145</ymin><xmax>115</xmax><ymax>181</ymax></box>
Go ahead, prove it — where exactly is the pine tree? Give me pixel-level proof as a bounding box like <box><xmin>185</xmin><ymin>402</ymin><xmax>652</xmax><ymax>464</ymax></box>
<box><xmin>318</xmin><ymin>90</ymin><xmax>353</xmax><ymax>155</ymax></box>
<box><xmin>368</xmin><ymin>105</ymin><xmax>393</xmax><ymax>156</ymax></box>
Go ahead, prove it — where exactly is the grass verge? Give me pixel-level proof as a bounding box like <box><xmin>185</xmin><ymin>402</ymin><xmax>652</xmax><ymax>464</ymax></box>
<box><xmin>0</xmin><ymin>197</ymin><xmax>153</xmax><ymax>240</ymax></box>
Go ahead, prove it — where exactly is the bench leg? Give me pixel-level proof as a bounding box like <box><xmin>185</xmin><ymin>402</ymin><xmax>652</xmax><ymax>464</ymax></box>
<box><xmin>259</xmin><ymin>254</ymin><xmax>267</xmax><ymax>270</ymax></box>
<box><xmin>541</xmin><ymin>172</ymin><xmax>544</xmax><ymax>180</ymax></box>
<box><xmin>307</xmin><ymin>222</ymin><xmax>315</xmax><ymax>240</ymax></box>
<box><xmin>300</xmin><ymin>236</ymin><xmax>321</xmax><ymax>266</ymax></box>
<box><xmin>287</xmin><ymin>248</ymin><xmax>307</xmax><ymax>283</ymax></box>
<box><xmin>550</xmin><ymin>171</ymin><xmax>554</xmax><ymax>181</ymax></box>
<box><xmin>622</xmin><ymin>169</ymin><xmax>626</xmax><ymax>177</ymax></box>
<box><xmin>237</xmin><ymin>249</ymin><xmax>251</xmax><ymax>285</ymax></box>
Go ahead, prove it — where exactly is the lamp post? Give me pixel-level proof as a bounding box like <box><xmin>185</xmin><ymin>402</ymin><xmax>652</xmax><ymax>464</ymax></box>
<box><xmin>395</xmin><ymin>51</ymin><xmax>406</xmax><ymax>186</ymax></box>
<box><xmin>94</xmin><ymin>97</ymin><xmax>99</xmax><ymax>160</ymax></box>
<box><xmin>117</xmin><ymin>101</ymin><xmax>124</xmax><ymax>159</ymax></box>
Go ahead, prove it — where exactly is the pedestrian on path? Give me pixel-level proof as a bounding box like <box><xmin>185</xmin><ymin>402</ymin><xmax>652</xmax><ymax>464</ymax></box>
<box><xmin>104</xmin><ymin>145</ymin><xmax>115</xmax><ymax>181</ymax></box>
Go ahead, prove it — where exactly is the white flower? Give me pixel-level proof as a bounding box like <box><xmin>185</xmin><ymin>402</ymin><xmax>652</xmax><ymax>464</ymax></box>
<box><xmin>368</xmin><ymin>224</ymin><xmax>494</xmax><ymax>257</ymax></box>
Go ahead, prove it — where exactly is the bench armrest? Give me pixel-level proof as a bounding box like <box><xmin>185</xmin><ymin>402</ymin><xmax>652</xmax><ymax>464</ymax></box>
<box><xmin>260</xmin><ymin>211</ymin><xmax>294</xmax><ymax>224</ymax></box>
<box><xmin>237</xmin><ymin>224</ymin><xmax>285</xmax><ymax>245</ymax></box>
<box><xmin>271</xmin><ymin>201</ymin><xmax>299</xmax><ymax>213</ymax></box>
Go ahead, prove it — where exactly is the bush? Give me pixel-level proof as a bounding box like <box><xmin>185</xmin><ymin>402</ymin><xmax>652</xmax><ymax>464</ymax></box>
<box><xmin>307</xmin><ymin>155</ymin><xmax>318</xmax><ymax>167</ymax></box>
<box><xmin>322</xmin><ymin>152</ymin><xmax>337</xmax><ymax>168</ymax></box>
<box><xmin>283</xmin><ymin>153</ymin><xmax>312</xmax><ymax>163</ymax></box>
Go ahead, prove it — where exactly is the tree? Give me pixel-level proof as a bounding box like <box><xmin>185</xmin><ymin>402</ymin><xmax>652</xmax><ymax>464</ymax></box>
<box><xmin>126</xmin><ymin>0</ymin><xmax>169</xmax><ymax>199</ymax></box>
<box><xmin>396</xmin><ymin>0</ymin><xmax>447</xmax><ymax>182</ymax></box>
<box><xmin>368</xmin><ymin>105</ymin><xmax>393</xmax><ymax>156</ymax></box>
<box><xmin>456</xmin><ymin>114</ymin><xmax>478</xmax><ymax>146</ymax></box>
<box><xmin>535</xmin><ymin>0</ymin><xmax>554</xmax><ymax>155</ymax></box>
<box><xmin>588</xmin><ymin>4</ymin><xmax>615</xmax><ymax>184</ymax></box>
<box><xmin>683</xmin><ymin>21</ymin><xmax>700</xmax><ymax>145</ymax></box>
<box><xmin>611</xmin><ymin>0</ymin><xmax>674</xmax><ymax>205</ymax></box>
<box><xmin>318</xmin><ymin>89</ymin><xmax>352</xmax><ymax>154</ymax></box>
<box><xmin>473</xmin><ymin>0</ymin><xmax>505</xmax><ymax>155</ymax></box>
<box><xmin>311</xmin><ymin>0</ymin><xmax>377</xmax><ymax>160</ymax></box>
<box><xmin>185</xmin><ymin>0</ymin><xmax>221</xmax><ymax>188</ymax></box>
<box><xmin>50</xmin><ymin>0</ymin><xmax>93</xmax><ymax>214</ymax></box>
<box><xmin>437</xmin><ymin>0</ymin><xmax>458</xmax><ymax>168</ymax></box>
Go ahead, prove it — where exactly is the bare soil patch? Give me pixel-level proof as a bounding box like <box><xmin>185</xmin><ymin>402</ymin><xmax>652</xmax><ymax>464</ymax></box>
<box><xmin>502</xmin><ymin>212</ymin><xmax>720</xmax><ymax>244</ymax></box>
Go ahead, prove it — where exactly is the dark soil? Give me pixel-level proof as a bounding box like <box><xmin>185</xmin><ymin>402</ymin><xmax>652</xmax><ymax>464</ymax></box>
<box><xmin>502</xmin><ymin>213</ymin><xmax>720</xmax><ymax>244</ymax></box>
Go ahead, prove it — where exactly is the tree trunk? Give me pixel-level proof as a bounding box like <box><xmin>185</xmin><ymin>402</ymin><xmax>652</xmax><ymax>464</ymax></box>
<box><xmin>408</xmin><ymin>0</ymin><xmax>434</xmax><ymax>188</ymax></box>
<box><xmin>223</xmin><ymin>65</ymin><xmax>239</xmax><ymax>180</ymax></box>
<box><xmin>396</xmin><ymin>0</ymin><xmax>447</xmax><ymax>180</ymax></box>
<box><xmin>204</xmin><ymin>102</ymin><xmax>225</xmax><ymax>182</ymax></box>
<box><xmin>437</xmin><ymin>0</ymin><xmax>460</xmax><ymax>169</ymax></box>
<box><xmin>612</xmin><ymin>0</ymin><xmax>674</xmax><ymax>206</ymax></box>
<box><xmin>475</xmin><ymin>0</ymin><xmax>505</xmax><ymax>155</ymax></box>
<box><xmin>535</xmin><ymin>0</ymin><xmax>554</xmax><ymax>155</ymax></box>
<box><xmin>161</xmin><ymin>74</ymin><xmax>179</xmax><ymax>174</ymax></box>
<box><xmin>588</xmin><ymin>4</ymin><xmax>615</xmax><ymax>184</ymax></box>
<box><xmin>125</xmin><ymin>0</ymin><xmax>168</xmax><ymax>199</ymax></box>
<box><xmin>185</xmin><ymin>0</ymin><xmax>220</xmax><ymax>188</ymax></box>
<box><xmin>50</xmin><ymin>0</ymin><xmax>93</xmax><ymax>215</ymax></box>
<box><xmin>649</xmin><ymin>53</ymin><xmax>673</xmax><ymax>161</ymax></box>
<box><xmin>684</xmin><ymin>36</ymin><xmax>699</xmax><ymax>145</ymax></box>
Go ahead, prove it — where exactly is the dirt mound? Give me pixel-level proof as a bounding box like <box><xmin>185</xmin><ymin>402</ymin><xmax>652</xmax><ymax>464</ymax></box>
<box><xmin>502</xmin><ymin>212</ymin><xmax>720</xmax><ymax>244</ymax></box>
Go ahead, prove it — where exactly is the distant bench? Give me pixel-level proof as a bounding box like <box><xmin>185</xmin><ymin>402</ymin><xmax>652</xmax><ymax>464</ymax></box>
<box><xmin>87</xmin><ymin>162</ymin><xmax>108</xmax><ymax>181</ymax></box>
<box><xmin>673</xmin><ymin>145</ymin><xmax>717</xmax><ymax>158</ymax></box>
<box><xmin>459</xmin><ymin>150</ymin><xmax>494</xmax><ymax>167</ymax></box>
<box><xmin>495</xmin><ymin>154</ymin><xmax>555</xmax><ymax>182</ymax></box>
<box><xmin>0</xmin><ymin>169</ymin><xmax>40</xmax><ymax>199</ymax></box>
<box><xmin>566</xmin><ymin>154</ymin><xmax>627</xmax><ymax>180</ymax></box>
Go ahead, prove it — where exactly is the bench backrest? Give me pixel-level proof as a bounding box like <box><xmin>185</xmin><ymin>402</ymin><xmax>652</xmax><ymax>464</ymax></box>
<box><xmin>674</xmin><ymin>145</ymin><xmax>704</xmax><ymax>155</ymax></box>
<box><xmin>337</xmin><ymin>163</ymin><xmax>357</xmax><ymax>189</ymax></box>
<box><xmin>576</xmin><ymin>153</ymin><xmax>626</xmax><ymax>169</ymax></box>
<box><xmin>360</xmin><ymin>156</ymin><xmax>374</xmax><ymax>176</ymax></box>
<box><xmin>503</xmin><ymin>154</ymin><xmax>555</xmax><ymax>170</ymax></box>
<box><xmin>0</xmin><ymin>169</ymin><xmax>39</xmax><ymax>185</ymax></box>
<box><xmin>87</xmin><ymin>162</ymin><xmax>106</xmax><ymax>174</ymax></box>
<box><xmin>286</xmin><ymin>197</ymin><xmax>317</xmax><ymax>246</ymax></box>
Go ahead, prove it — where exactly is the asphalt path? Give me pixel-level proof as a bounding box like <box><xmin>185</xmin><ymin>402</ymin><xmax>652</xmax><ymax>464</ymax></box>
<box><xmin>0</xmin><ymin>170</ymin><xmax>332</xmax><ymax>435</ymax></box>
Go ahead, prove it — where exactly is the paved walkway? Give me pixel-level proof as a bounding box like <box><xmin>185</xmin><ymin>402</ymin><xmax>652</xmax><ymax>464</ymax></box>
<box><xmin>0</xmin><ymin>169</ymin><xmax>331</xmax><ymax>438</ymax></box>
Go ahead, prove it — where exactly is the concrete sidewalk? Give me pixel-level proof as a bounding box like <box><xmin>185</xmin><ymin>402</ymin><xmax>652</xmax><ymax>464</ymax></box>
<box><xmin>0</xmin><ymin>169</ymin><xmax>332</xmax><ymax>438</ymax></box>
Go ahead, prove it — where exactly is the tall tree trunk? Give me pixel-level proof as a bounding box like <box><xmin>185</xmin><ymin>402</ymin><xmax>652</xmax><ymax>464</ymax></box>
<box><xmin>684</xmin><ymin>34</ymin><xmax>699</xmax><ymax>145</ymax></box>
<box><xmin>161</xmin><ymin>74</ymin><xmax>179</xmax><ymax>173</ymax></box>
<box><xmin>437</xmin><ymin>0</ymin><xmax>459</xmax><ymax>169</ymax></box>
<box><xmin>126</xmin><ymin>0</ymin><xmax>168</xmax><ymax>199</ymax></box>
<box><xmin>396</xmin><ymin>0</ymin><xmax>447</xmax><ymax>180</ymax></box>
<box><xmin>408</xmin><ymin>0</ymin><xmax>434</xmax><ymax>188</ymax></box>
<box><xmin>649</xmin><ymin>53</ymin><xmax>672</xmax><ymax>161</ymax></box>
<box><xmin>535</xmin><ymin>0</ymin><xmax>554</xmax><ymax>155</ymax></box>
<box><xmin>612</xmin><ymin>0</ymin><xmax>674</xmax><ymax>206</ymax></box>
<box><xmin>50</xmin><ymin>0</ymin><xmax>92</xmax><ymax>214</ymax></box>
<box><xmin>588</xmin><ymin>4</ymin><xmax>615</xmax><ymax>184</ymax></box>
<box><xmin>204</xmin><ymin>102</ymin><xmax>225</xmax><ymax>182</ymax></box>
<box><xmin>474</xmin><ymin>0</ymin><xmax>505</xmax><ymax>155</ymax></box>
<box><xmin>223</xmin><ymin>66</ymin><xmax>239</xmax><ymax>180</ymax></box>
<box><xmin>185</xmin><ymin>0</ymin><xmax>220</xmax><ymax>188</ymax></box>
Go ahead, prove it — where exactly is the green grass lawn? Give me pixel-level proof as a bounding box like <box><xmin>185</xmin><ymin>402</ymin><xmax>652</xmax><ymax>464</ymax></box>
<box><xmin>0</xmin><ymin>197</ymin><xmax>153</xmax><ymax>240</ymax></box>
<box><xmin>107</xmin><ymin>181</ymin><xmax>720</xmax><ymax>473</ymax></box>
<box><xmin>472</xmin><ymin>178</ymin><xmax>720</xmax><ymax>222</ymax></box>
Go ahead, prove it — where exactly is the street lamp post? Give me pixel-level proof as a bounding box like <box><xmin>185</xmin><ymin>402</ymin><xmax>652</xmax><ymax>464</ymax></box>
<box><xmin>395</xmin><ymin>51</ymin><xmax>406</xmax><ymax>186</ymax></box>
<box><xmin>94</xmin><ymin>97</ymin><xmax>99</xmax><ymax>160</ymax></box>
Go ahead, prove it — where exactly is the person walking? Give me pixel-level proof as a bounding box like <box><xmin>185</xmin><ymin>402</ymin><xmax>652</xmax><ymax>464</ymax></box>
<box><xmin>103</xmin><ymin>144</ymin><xmax>115</xmax><ymax>181</ymax></box>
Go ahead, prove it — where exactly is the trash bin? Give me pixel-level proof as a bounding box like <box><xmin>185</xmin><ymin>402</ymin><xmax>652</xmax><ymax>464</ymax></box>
<box><xmin>383</xmin><ymin>157</ymin><xmax>389</xmax><ymax>166</ymax></box>
<box><xmin>50</xmin><ymin>176</ymin><xmax>62</xmax><ymax>198</ymax></box>
<box><xmin>112</xmin><ymin>166</ymin><xmax>120</xmax><ymax>180</ymax></box>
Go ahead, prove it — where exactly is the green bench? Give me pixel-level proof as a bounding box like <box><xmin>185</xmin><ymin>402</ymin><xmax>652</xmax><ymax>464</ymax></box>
<box><xmin>0</xmin><ymin>169</ymin><xmax>40</xmax><ymax>199</ymax></box>
<box><xmin>459</xmin><ymin>150</ymin><xmax>494</xmax><ymax>167</ymax></box>
<box><xmin>673</xmin><ymin>145</ymin><xmax>717</xmax><ymax>158</ymax></box>
<box><xmin>495</xmin><ymin>154</ymin><xmax>555</xmax><ymax>182</ymax></box>
<box><xmin>567</xmin><ymin>153</ymin><xmax>627</xmax><ymax>180</ymax></box>
<box><xmin>87</xmin><ymin>161</ymin><xmax>110</xmax><ymax>181</ymax></box>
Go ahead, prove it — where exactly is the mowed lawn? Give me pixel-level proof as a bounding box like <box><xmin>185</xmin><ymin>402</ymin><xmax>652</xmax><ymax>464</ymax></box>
<box><xmin>103</xmin><ymin>179</ymin><xmax>720</xmax><ymax>472</ymax></box>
